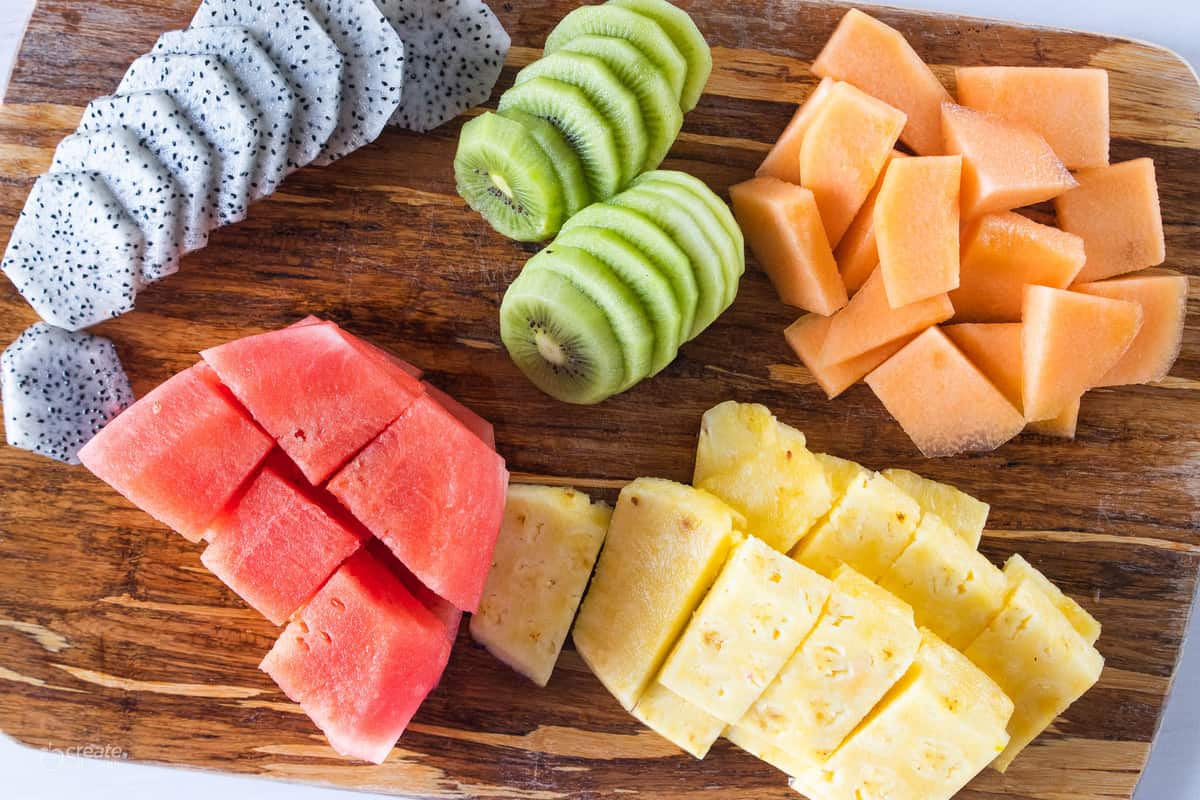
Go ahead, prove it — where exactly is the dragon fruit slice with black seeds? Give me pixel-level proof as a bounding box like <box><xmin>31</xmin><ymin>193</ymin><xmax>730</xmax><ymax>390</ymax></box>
<box><xmin>2</xmin><ymin>323</ymin><xmax>135</xmax><ymax>465</ymax></box>
<box><xmin>1</xmin><ymin>172</ymin><xmax>142</xmax><ymax>331</ymax></box>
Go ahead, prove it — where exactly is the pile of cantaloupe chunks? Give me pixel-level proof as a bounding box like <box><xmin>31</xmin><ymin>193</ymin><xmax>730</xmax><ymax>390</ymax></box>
<box><xmin>570</xmin><ymin>402</ymin><xmax>1102</xmax><ymax>800</ymax></box>
<box><xmin>731</xmin><ymin>8</ymin><xmax>1188</xmax><ymax>457</ymax></box>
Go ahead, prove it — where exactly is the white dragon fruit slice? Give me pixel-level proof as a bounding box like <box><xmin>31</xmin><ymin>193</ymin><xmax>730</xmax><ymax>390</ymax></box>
<box><xmin>305</xmin><ymin>0</ymin><xmax>406</xmax><ymax>164</ymax></box>
<box><xmin>1</xmin><ymin>172</ymin><xmax>142</xmax><ymax>332</ymax></box>
<box><xmin>79</xmin><ymin>91</ymin><xmax>219</xmax><ymax>254</ymax></box>
<box><xmin>2</xmin><ymin>322</ymin><xmax>135</xmax><ymax>465</ymax></box>
<box><xmin>191</xmin><ymin>0</ymin><xmax>344</xmax><ymax>170</ymax></box>
<box><xmin>153</xmin><ymin>26</ymin><xmax>298</xmax><ymax>194</ymax></box>
<box><xmin>376</xmin><ymin>0</ymin><xmax>510</xmax><ymax>133</ymax></box>
<box><xmin>51</xmin><ymin>128</ymin><xmax>185</xmax><ymax>285</ymax></box>
<box><xmin>119</xmin><ymin>53</ymin><xmax>262</xmax><ymax>226</ymax></box>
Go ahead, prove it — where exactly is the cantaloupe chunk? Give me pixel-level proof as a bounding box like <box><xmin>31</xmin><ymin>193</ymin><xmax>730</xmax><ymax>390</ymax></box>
<box><xmin>1021</xmin><ymin>285</ymin><xmax>1142</xmax><ymax>421</ymax></box>
<box><xmin>866</xmin><ymin>327</ymin><xmax>1026</xmax><ymax>457</ymax></box>
<box><xmin>950</xmin><ymin>212</ymin><xmax>1086</xmax><ymax>322</ymax></box>
<box><xmin>874</xmin><ymin>155</ymin><xmax>962</xmax><ymax>307</ymax></box>
<box><xmin>819</xmin><ymin>267</ymin><xmax>954</xmax><ymax>366</ymax></box>
<box><xmin>834</xmin><ymin>150</ymin><xmax>907</xmax><ymax>294</ymax></box>
<box><xmin>1024</xmin><ymin>398</ymin><xmax>1081</xmax><ymax>439</ymax></box>
<box><xmin>941</xmin><ymin>102</ymin><xmax>1077</xmax><ymax>219</ymax></box>
<box><xmin>756</xmin><ymin>77</ymin><xmax>834</xmax><ymax>185</ymax></box>
<box><xmin>812</xmin><ymin>8</ymin><xmax>952</xmax><ymax>155</ymax></box>
<box><xmin>785</xmin><ymin>313</ymin><xmax>913</xmax><ymax>399</ymax></box>
<box><xmin>1056</xmin><ymin>159</ymin><xmax>1166</xmax><ymax>283</ymax></box>
<box><xmin>955</xmin><ymin>66</ymin><xmax>1110</xmax><ymax>169</ymax></box>
<box><xmin>799</xmin><ymin>81</ymin><xmax>907</xmax><ymax>246</ymax></box>
<box><xmin>1073</xmin><ymin>270</ymin><xmax>1188</xmax><ymax>386</ymax></box>
<box><xmin>730</xmin><ymin>176</ymin><xmax>848</xmax><ymax>315</ymax></box>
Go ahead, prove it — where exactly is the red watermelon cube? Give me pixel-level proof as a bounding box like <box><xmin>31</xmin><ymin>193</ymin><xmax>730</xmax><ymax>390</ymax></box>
<box><xmin>290</xmin><ymin>315</ymin><xmax>424</xmax><ymax>379</ymax></box>
<box><xmin>328</xmin><ymin>393</ymin><xmax>508</xmax><ymax>612</ymax></box>
<box><xmin>202</xmin><ymin>323</ymin><xmax>424</xmax><ymax>485</ymax></box>
<box><xmin>423</xmin><ymin>383</ymin><xmax>495</xmax><ymax>450</ymax></box>
<box><xmin>201</xmin><ymin>461</ymin><xmax>366</xmax><ymax>625</ymax></box>
<box><xmin>260</xmin><ymin>550</ymin><xmax>450</xmax><ymax>763</ymax></box>
<box><xmin>78</xmin><ymin>364</ymin><xmax>274</xmax><ymax>541</ymax></box>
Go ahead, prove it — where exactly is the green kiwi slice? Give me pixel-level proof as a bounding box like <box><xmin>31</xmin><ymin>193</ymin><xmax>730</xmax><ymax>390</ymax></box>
<box><xmin>524</xmin><ymin>244</ymin><xmax>654</xmax><ymax>392</ymax></box>
<box><xmin>562</xmin><ymin>202</ymin><xmax>698</xmax><ymax>342</ymax></box>
<box><xmin>558</xmin><ymin>35</ymin><xmax>683</xmax><ymax>171</ymax></box>
<box><xmin>609</xmin><ymin>0</ymin><xmax>713</xmax><ymax>112</ymax></box>
<box><xmin>499</xmin><ymin>108</ymin><xmax>591</xmax><ymax>217</ymax></box>
<box><xmin>453</xmin><ymin>112</ymin><xmax>565</xmax><ymax>242</ymax></box>
<box><xmin>515</xmin><ymin>52</ymin><xmax>647</xmax><ymax>188</ymax></box>
<box><xmin>499</xmin><ymin>77</ymin><xmax>621</xmax><ymax>202</ymax></box>
<box><xmin>543</xmin><ymin>5</ymin><xmax>688</xmax><ymax>105</ymax></box>
<box><xmin>553</xmin><ymin>225</ymin><xmax>682</xmax><ymax>375</ymax></box>
<box><xmin>500</xmin><ymin>266</ymin><xmax>626</xmax><ymax>404</ymax></box>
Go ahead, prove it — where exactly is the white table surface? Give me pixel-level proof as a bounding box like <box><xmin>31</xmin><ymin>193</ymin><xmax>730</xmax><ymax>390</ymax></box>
<box><xmin>1</xmin><ymin>0</ymin><xmax>1198</xmax><ymax>798</ymax></box>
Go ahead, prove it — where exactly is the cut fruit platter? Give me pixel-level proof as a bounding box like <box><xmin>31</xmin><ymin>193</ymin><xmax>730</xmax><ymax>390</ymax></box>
<box><xmin>0</xmin><ymin>0</ymin><xmax>1197</xmax><ymax>799</ymax></box>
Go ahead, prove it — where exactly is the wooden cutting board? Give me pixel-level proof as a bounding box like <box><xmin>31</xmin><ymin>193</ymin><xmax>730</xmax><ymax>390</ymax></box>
<box><xmin>0</xmin><ymin>1</ymin><xmax>1197</xmax><ymax>797</ymax></box>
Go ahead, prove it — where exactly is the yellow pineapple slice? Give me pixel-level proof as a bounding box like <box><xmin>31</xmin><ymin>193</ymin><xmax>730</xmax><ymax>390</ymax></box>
<box><xmin>882</xmin><ymin>468</ymin><xmax>990</xmax><ymax>548</ymax></box>
<box><xmin>659</xmin><ymin>536</ymin><xmax>831</xmax><ymax>723</ymax></box>
<box><xmin>793</xmin><ymin>471</ymin><xmax>921</xmax><ymax>580</ymax></box>
<box><xmin>878</xmin><ymin>513</ymin><xmax>1007</xmax><ymax>649</ymax></box>
<box><xmin>694</xmin><ymin>401</ymin><xmax>833</xmax><ymax>553</ymax></box>
<box><xmin>572</xmin><ymin>478</ymin><xmax>743</xmax><ymax>710</ymax></box>
<box><xmin>814</xmin><ymin>452</ymin><xmax>869</xmax><ymax>497</ymax></box>
<box><xmin>963</xmin><ymin>578</ymin><xmax>1104</xmax><ymax>771</ymax></box>
<box><xmin>631</xmin><ymin>680</ymin><xmax>726</xmax><ymax>759</ymax></box>
<box><xmin>728</xmin><ymin>565</ymin><xmax>920</xmax><ymax>770</ymax></box>
<box><xmin>791</xmin><ymin>629</ymin><xmax>1012</xmax><ymax>800</ymax></box>
<box><xmin>470</xmin><ymin>485</ymin><xmax>611</xmax><ymax>687</ymax></box>
<box><xmin>725</xmin><ymin>724</ymin><xmax>816</xmax><ymax>778</ymax></box>
<box><xmin>1004</xmin><ymin>553</ymin><xmax>1101</xmax><ymax>645</ymax></box>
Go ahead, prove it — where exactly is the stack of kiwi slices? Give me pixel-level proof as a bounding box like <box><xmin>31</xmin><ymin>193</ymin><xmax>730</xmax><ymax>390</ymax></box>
<box><xmin>500</xmin><ymin>170</ymin><xmax>745</xmax><ymax>404</ymax></box>
<box><xmin>454</xmin><ymin>0</ymin><xmax>712</xmax><ymax>242</ymax></box>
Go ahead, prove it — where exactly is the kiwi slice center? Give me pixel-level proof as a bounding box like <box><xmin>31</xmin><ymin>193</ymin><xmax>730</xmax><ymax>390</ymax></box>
<box><xmin>535</xmin><ymin>329</ymin><xmax>569</xmax><ymax>366</ymax></box>
<box><xmin>490</xmin><ymin>172</ymin><xmax>516</xmax><ymax>201</ymax></box>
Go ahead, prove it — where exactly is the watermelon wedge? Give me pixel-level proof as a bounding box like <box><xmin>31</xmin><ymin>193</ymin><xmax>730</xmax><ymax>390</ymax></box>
<box><xmin>78</xmin><ymin>364</ymin><xmax>274</xmax><ymax>541</ymax></box>
<box><xmin>423</xmin><ymin>383</ymin><xmax>496</xmax><ymax>449</ymax></box>
<box><xmin>202</xmin><ymin>323</ymin><xmax>424</xmax><ymax>485</ymax></box>
<box><xmin>290</xmin><ymin>316</ymin><xmax>424</xmax><ymax>379</ymax></box>
<box><xmin>328</xmin><ymin>393</ymin><xmax>509</xmax><ymax>612</ymax></box>
<box><xmin>260</xmin><ymin>550</ymin><xmax>450</xmax><ymax>763</ymax></box>
<box><xmin>201</xmin><ymin>459</ymin><xmax>366</xmax><ymax>625</ymax></box>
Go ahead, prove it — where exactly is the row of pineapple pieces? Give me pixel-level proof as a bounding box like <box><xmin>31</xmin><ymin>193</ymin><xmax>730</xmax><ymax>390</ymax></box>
<box><xmin>469</xmin><ymin>401</ymin><xmax>1103</xmax><ymax>800</ymax></box>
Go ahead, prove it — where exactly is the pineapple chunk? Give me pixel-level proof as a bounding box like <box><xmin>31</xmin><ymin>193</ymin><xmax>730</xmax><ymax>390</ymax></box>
<box><xmin>729</xmin><ymin>565</ymin><xmax>920</xmax><ymax>769</ymax></box>
<box><xmin>659</xmin><ymin>536</ymin><xmax>831</xmax><ymax>723</ymax></box>
<box><xmin>631</xmin><ymin>681</ymin><xmax>725</xmax><ymax>759</ymax></box>
<box><xmin>470</xmin><ymin>485</ymin><xmax>611</xmax><ymax>687</ymax></box>
<box><xmin>1004</xmin><ymin>553</ymin><xmax>1101</xmax><ymax>645</ymax></box>
<box><xmin>917</xmin><ymin>629</ymin><xmax>1015</xmax><ymax>738</ymax></box>
<box><xmin>963</xmin><ymin>578</ymin><xmax>1104</xmax><ymax>771</ymax></box>
<box><xmin>882</xmin><ymin>468</ymin><xmax>990</xmax><ymax>548</ymax></box>
<box><xmin>791</xmin><ymin>630</ymin><xmax>1012</xmax><ymax>800</ymax></box>
<box><xmin>815</xmin><ymin>452</ymin><xmax>869</xmax><ymax>498</ymax></box>
<box><xmin>694</xmin><ymin>401</ymin><xmax>833</xmax><ymax>553</ymax></box>
<box><xmin>793</xmin><ymin>471</ymin><xmax>921</xmax><ymax>580</ymax></box>
<box><xmin>725</xmin><ymin>724</ymin><xmax>816</xmax><ymax>778</ymax></box>
<box><xmin>572</xmin><ymin>478</ymin><xmax>742</xmax><ymax>710</ymax></box>
<box><xmin>878</xmin><ymin>514</ymin><xmax>1007</xmax><ymax>649</ymax></box>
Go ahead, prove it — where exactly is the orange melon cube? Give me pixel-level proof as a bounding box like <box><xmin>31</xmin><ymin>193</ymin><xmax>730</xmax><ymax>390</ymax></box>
<box><xmin>1056</xmin><ymin>159</ymin><xmax>1166</xmax><ymax>283</ymax></box>
<box><xmin>941</xmin><ymin>102</ymin><xmax>1077</xmax><ymax>219</ymax></box>
<box><xmin>835</xmin><ymin>150</ymin><xmax>908</xmax><ymax>294</ymax></box>
<box><xmin>799</xmin><ymin>81</ymin><xmax>907</xmax><ymax>247</ymax></box>
<box><xmin>812</xmin><ymin>8</ymin><xmax>952</xmax><ymax>155</ymax></box>
<box><xmin>730</xmin><ymin>176</ymin><xmax>848</xmax><ymax>315</ymax></box>
<box><xmin>866</xmin><ymin>327</ymin><xmax>1026</xmax><ymax>457</ymax></box>
<box><xmin>785</xmin><ymin>313</ymin><xmax>913</xmax><ymax>399</ymax></box>
<box><xmin>955</xmin><ymin>66</ymin><xmax>1110</xmax><ymax>169</ymax></box>
<box><xmin>756</xmin><ymin>78</ymin><xmax>835</xmax><ymax>185</ymax></box>
<box><xmin>950</xmin><ymin>212</ymin><xmax>1086</xmax><ymax>322</ymax></box>
<box><xmin>1022</xmin><ymin>285</ymin><xmax>1142</xmax><ymax>421</ymax></box>
<box><xmin>1025</xmin><ymin>399</ymin><xmax>1081</xmax><ymax>439</ymax></box>
<box><xmin>1074</xmin><ymin>270</ymin><xmax>1189</xmax><ymax>386</ymax></box>
<box><xmin>818</xmin><ymin>267</ymin><xmax>954</xmax><ymax>365</ymax></box>
<box><xmin>874</xmin><ymin>155</ymin><xmax>962</xmax><ymax>308</ymax></box>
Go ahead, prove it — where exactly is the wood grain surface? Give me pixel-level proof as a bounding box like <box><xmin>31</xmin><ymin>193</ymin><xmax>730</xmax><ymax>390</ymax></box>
<box><xmin>0</xmin><ymin>1</ymin><xmax>1198</xmax><ymax>798</ymax></box>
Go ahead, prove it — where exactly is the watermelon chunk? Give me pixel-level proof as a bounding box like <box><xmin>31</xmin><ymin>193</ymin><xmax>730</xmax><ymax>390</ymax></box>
<box><xmin>202</xmin><ymin>323</ymin><xmax>424</xmax><ymax>485</ymax></box>
<box><xmin>260</xmin><ymin>550</ymin><xmax>450</xmax><ymax>763</ymax></box>
<box><xmin>78</xmin><ymin>364</ymin><xmax>274</xmax><ymax>541</ymax></box>
<box><xmin>423</xmin><ymin>383</ymin><xmax>495</xmax><ymax>449</ymax></box>
<box><xmin>328</xmin><ymin>393</ymin><xmax>509</xmax><ymax>612</ymax></box>
<box><xmin>201</xmin><ymin>461</ymin><xmax>366</xmax><ymax>625</ymax></box>
<box><xmin>367</xmin><ymin>538</ymin><xmax>463</xmax><ymax>658</ymax></box>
